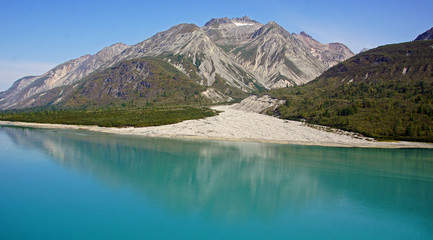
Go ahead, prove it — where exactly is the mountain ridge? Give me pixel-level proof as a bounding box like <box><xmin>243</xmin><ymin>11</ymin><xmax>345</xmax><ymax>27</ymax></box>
<box><xmin>415</xmin><ymin>27</ymin><xmax>433</xmax><ymax>41</ymax></box>
<box><xmin>0</xmin><ymin>16</ymin><xmax>354</xmax><ymax>110</ymax></box>
<box><xmin>268</xmin><ymin>40</ymin><xmax>433</xmax><ymax>142</ymax></box>
<box><xmin>0</xmin><ymin>43</ymin><xmax>129</xmax><ymax>109</ymax></box>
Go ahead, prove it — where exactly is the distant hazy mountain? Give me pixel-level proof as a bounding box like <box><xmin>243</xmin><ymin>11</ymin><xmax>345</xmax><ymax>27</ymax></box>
<box><xmin>0</xmin><ymin>16</ymin><xmax>353</xmax><ymax>110</ymax></box>
<box><xmin>0</xmin><ymin>43</ymin><xmax>128</xmax><ymax>109</ymax></box>
<box><xmin>415</xmin><ymin>27</ymin><xmax>433</xmax><ymax>40</ymax></box>
<box><xmin>359</xmin><ymin>48</ymin><xmax>370</xmax><ymax>53</ymax></box>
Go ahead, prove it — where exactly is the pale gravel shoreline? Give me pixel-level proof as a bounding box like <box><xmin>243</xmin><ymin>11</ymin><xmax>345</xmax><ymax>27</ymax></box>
<box><xmin>1</xmin><ymin>105</ymin><xmax>432</xmax><ymax>149</ymax></box>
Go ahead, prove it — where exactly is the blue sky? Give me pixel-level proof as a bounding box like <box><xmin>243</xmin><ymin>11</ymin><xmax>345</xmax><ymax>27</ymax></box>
<box><xmin>0</xmin><ymin>0</ymin><xmax>432</xmax><ymax>91</ymax></box>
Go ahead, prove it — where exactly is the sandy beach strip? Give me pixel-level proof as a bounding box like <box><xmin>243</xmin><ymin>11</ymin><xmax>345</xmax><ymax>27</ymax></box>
<box><xmin>1</xmin><ymin>105</ymin><xmax>432</xmax><ymax>149</ymax></box>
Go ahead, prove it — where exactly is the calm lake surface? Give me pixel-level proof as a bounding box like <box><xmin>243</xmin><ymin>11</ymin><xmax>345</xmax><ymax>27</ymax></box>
<box><xmin>0</xmin><ymin>126</ymin><xmax>432</xmax><ymax>239</ymax></box>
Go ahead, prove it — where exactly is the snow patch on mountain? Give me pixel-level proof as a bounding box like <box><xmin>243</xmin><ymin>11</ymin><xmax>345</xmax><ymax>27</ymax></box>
<box><xmin>233</xmin><ymin>22</ymin><xmax>254</xmax><ymax>27</ymax></box>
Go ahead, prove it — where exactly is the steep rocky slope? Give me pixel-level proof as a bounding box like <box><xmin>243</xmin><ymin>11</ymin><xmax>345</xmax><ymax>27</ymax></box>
<box><xmin>231</xmin><ymin>95</ymin><xmax>285</xmax><ymax>113</ymax></box>
<box><xmin>415</xmin><ymin>27</ymin><xmax>433</xmax><ymax>40</ymax></box>
<box><xmin>202</xmin><ymin>16</ymin><xmax>263</xmax><ymax>46</ymax></box>
<box><xmin>16</xmin><ymin>58</ymin><xmax>211</xmax><ymax>109</ymax></box>
<box><xmin>231</xmin><ymin>22</ymin><xmax>329</xmax><ymax>88</ymax></box>
<box><xmin>104</xmin><ymin>23</ymin><xmax>257</xmax><ymax>92</ymax></box>
<box><xmin>203</xmin><ymin>18</ymin><xmax>354</xmax><ymax>88</ymax></box>
<box><xmin>0</xmin><ymin>16</ymin><xmax>353</xmax><ymax>110</ymax></box>
<box><xmin>293</xmin><ymin>31</ymin><xmax>354</xmax><ymax>68</ymax></box>
<box><xmin>0</xmin><ymin>43</ymin><xmax>128</xmax><ymax>109</ymax></box>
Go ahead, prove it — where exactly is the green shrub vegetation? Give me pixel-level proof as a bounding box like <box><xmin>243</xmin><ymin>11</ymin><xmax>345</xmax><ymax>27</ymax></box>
<box><xmin>0</xmin><ymin>57</ymin><xmax>222</xmax><ymax>127</ymax></box>
<box><xmin>0</xmin><ymin>106</ymin><xmax>217</xmax><ymax>128</ymax></box>
<box><xmin>267</xmin><ymin>40</ymin><xmax>433</xmax><ymax>142</ymax></box>
<box><xmin>60</xmin><ymin>57</ymin><xmax>211</xmax><ymax>108</ymax></box>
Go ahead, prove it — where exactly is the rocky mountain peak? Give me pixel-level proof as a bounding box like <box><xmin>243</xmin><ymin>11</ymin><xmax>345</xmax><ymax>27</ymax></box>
<box><xmin>293</xmin><ymin>31</ymin><xmax>354</xmax><ymax>69</ymax></box>
<box><xmin>95</xmin><ymin>42</ymin><xmax>129</xmax><ymax>58</ymax></box>
<box><xmin>359</xmin><ymin>48</ymin><xmax>370</xmax><ymax>53</ymax></box>
<box><xmin>111</xmin><ymin>42</ymin><xmax>127</xmax><ymax>48</ymax></box>
<box><xmin>299</xmin><ymin>31</ymin><xmax>312</xmax><ymax>38</ymax></box>
<box><xmin>1</xmin><ymin>16</ymin><xmax>355</xmax><ymax>110</ymax></box>
<box><xmin>231</xmin><ymin>16</ymin><xmax>259</xmax><ymax>26</ymax></box>
<box><xmin>251</xmin><ymin>21</ymin><xmax>289</xmax><ymax>40</ymax></box>
<box><xmin>263</xmin><ymin>21</ymin><xmax>287</xmax><ymax>30</ymax></box>
<box><xmin>170</xmin><ymin>23</ymin><xmax>200</xmax><ymax>34</ymax></box>
<box><xmin>264</xmin><ymin>21</ymin><xmax>286</xmax><ymax>31</ymax></box>
<box><xmin>204</xmin><ymin>17</ymin><xmax>232</xmax><ymax>27</ymax></box>
<box><xmin>202</xmin><ymin>16</ymin><xmax>263</xmax><ymax>46</ymax></box>
<box><xmin>233</xmin><ymin>16</ymin><xmax>254</xmax><ymax>22</ymax></box>
<box><xmin>415</xmin><ymin>27</ymin><xmax>433</xmax><ymax>41</ymax></box>
<box><xmin>204</xmin><ymin>16</ymin><xmax>259</xmax><ymax>28</ymax></box>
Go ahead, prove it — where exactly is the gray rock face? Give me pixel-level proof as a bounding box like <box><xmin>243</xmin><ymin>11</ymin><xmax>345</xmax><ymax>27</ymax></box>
<box><xmin>102</xmin><ymin>24</ymin><xmax>255</xmax><ymax>90</ymax></box>
<box><xmin>232</xmin><ymin>22</ymin><xmax>327</xmax><ymax>88</ymax></box>
<box><xmin>202</xmin><ymin>16</ymin><xmax>263</xmax><ymax>46</ymax></box>
<box><xmin>231</xmin><ymin>95</ymin><xmax>286</xmax><ymax>113</ymax></box>
<box><xmin>0</xmin><ymin>43</ymin><xmax>128</xmax><ymax>109</ymax></box>
<box><xmin>0</xmin><ymin>16</ymin><xmax>354</xmax><ymax>110</ymax></box>
<box><xmin>415</xmin><ymin>27</ymin><xmax>433</xmax><ymax>40</ymax></box>
<box><xmin>293</xmin><ymin>32</ymin><xmax>354</xmax><ymax>68</ymax></box>
<box><xmin>201</xmin><ymin>88</ymin><xmax>233</xmax><ymax>103</ymax></box>
<box><xmin>203</xmin><ymin>18</ymin><xmax>354</xmax><ymax>88</ymax></box>
<box><xmin>0</xmin><ymin>55</ymin><xmax>91</xmax><ymax>109</ymax></box>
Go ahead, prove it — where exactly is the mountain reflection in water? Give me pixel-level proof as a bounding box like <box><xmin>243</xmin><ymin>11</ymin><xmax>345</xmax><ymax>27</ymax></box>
<box><xmin>2</xmin><ymin>126</ymin><xmax>433</xmax><ymax>230</ymax></box>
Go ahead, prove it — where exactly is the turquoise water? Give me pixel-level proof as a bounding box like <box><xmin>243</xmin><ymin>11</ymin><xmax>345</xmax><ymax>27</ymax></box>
<box><xmin>0</xmin><ymin>126</ymin><xmax>432</xmax><ymax>239</ymax></box>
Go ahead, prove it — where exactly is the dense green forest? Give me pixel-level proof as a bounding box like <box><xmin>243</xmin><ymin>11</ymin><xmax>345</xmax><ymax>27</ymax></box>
<box><xmin>0</xmin><ymin>106</ymin><xmax>217</xmax><ymax>127</ymax></box>
<box><xmin>268</xmin><ymin>40</ymin><xmax>433</xmax><ymax>142</ymax></box>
